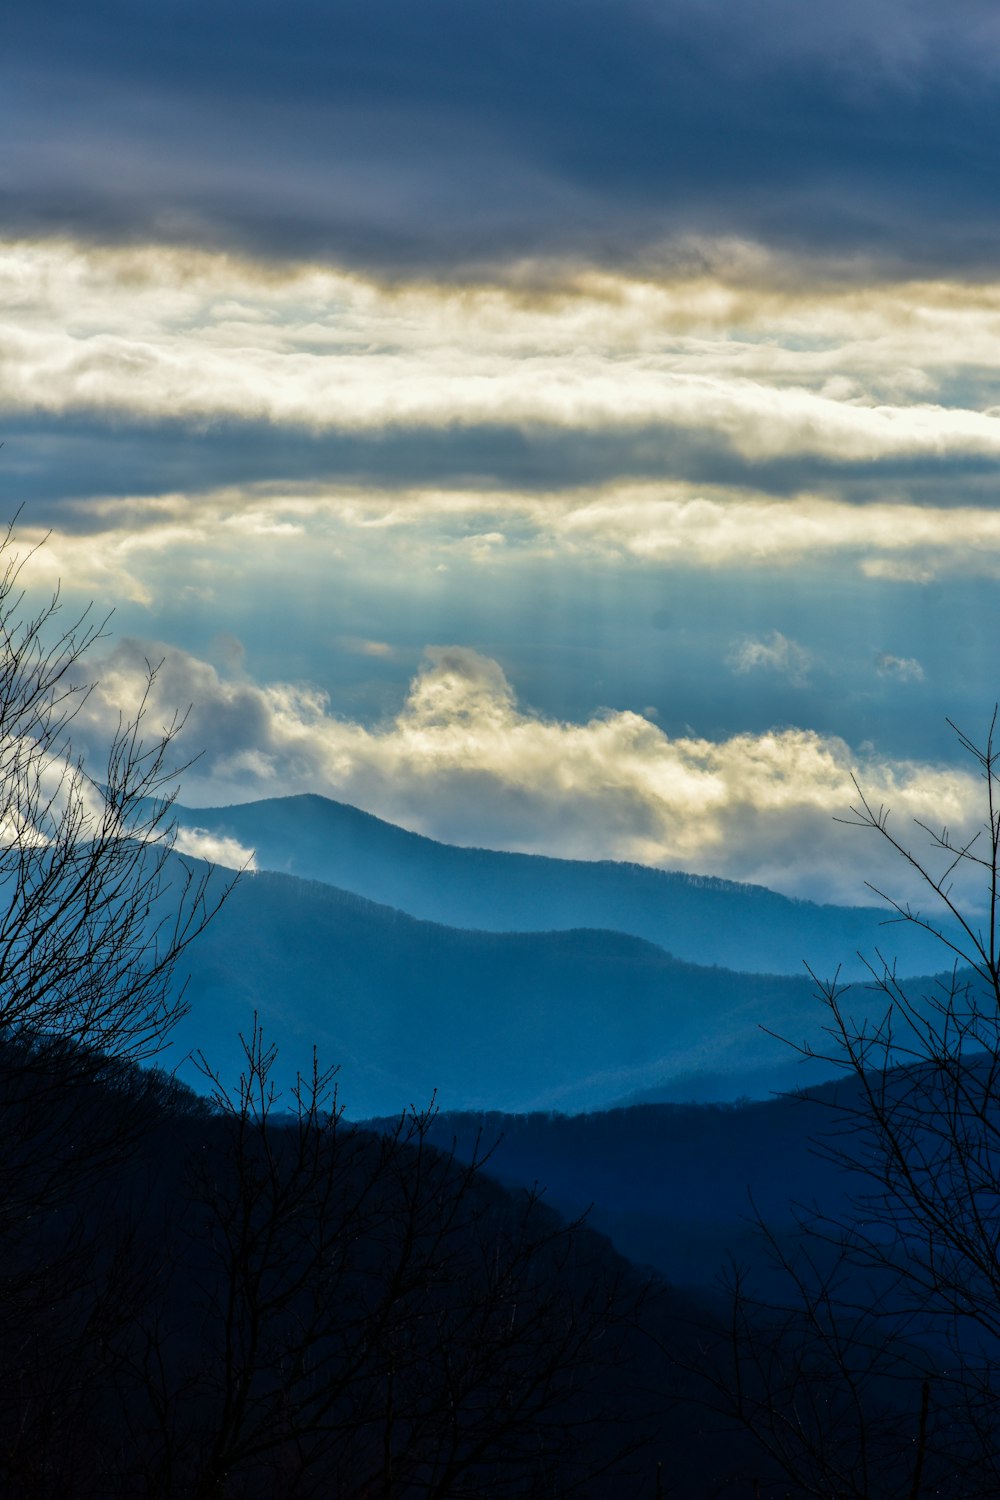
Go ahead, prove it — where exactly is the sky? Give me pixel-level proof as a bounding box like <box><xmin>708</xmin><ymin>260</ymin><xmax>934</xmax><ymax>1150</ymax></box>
<box><xmin>4</xmin><ymin>0</ymin><xmax>1000</xmax><ymax>907</ymax></box>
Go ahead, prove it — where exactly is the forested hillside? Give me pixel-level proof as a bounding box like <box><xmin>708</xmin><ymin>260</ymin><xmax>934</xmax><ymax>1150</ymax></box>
<box><xmin>1</xmin><ymin>1038</ymin><xmax>743</xmax><ymax>1498</ymax></box>
<box><xmin>385</xmin><ymin>1084</ymin><xmax>866</xmax><ymax>1288</ymax></box>
<box><xmin>169</xmin><ymin>793</ymin><xmax>955</xmax><ymax>979</ymax></box>
<box><xmin>165</xmin><ymin>860</ymin><xmax>874</xmax><ymax>1113</ymax></box>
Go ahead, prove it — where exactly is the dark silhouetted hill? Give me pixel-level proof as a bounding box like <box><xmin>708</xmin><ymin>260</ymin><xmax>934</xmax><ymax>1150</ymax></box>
<box><xmin>377</xmin><ymin>1079</ymin><xmax>905</xmax><ymax>1290</ymax></box>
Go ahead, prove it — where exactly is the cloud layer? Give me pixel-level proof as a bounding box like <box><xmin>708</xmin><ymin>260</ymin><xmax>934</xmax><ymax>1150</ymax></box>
<box><xmin>13</xmin><ymin>481</ymin><xmax>1000</xmax><ymax>623</ymax></box>
<box><xmin>6</xmin><ymin>239</ymin><xmax>1000</xmax><ymax>608</ymax></box>
<box><xmin>8</xmin><ymin>1</ymin><xmax>1000</xmax><ymax>272</ymax></box>
<box><xmin>80</xmin><ymin>641</ymin><xmax>986</xmax><ymax>910</ymax></box>
<box><xmin>5</xmin><ymin>242</ymin><xmax>1000</xmax><ymax>461</ymax></box>
<box><xmin>7</xmin><ymin>1</ymin><xmax>1000</xmax><ymax>914</ymax></box>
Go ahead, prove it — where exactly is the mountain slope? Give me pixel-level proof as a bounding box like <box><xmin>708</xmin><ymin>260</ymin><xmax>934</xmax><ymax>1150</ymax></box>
<box><xmin>166</xmin><ymin>859</ymin><xmax>945</xmax><ymax>1118</ymax></box>
<box><xmin>171</xmin><ymin>793</ymin><xmax>952</xmax><ymax>979</ymax></box>
<box><xmin>382</xmin><ymin>1082</ymin><xmax>871</xmax><ymax>1288</ymax></box>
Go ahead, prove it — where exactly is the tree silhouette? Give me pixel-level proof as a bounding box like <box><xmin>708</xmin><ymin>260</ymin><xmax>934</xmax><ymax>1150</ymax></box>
<box><xmin>710</xmin><ymin>713</ymin><xmax>1000</xmax><ymax>1497</ymax></box>
<box><xmin>0</xmin><ymin>526</ymin><xmax>656</xmax><ymax>1498</ymax></box>
<box><xmin>0</xmin><ymin>522</ymin><xmax>226</xmax><ymax>1494</ymax></box>
<box><xmin>89</xmin><ymin>1024</ymin><xmax>649</xmax><ymax>1499</ymax></box>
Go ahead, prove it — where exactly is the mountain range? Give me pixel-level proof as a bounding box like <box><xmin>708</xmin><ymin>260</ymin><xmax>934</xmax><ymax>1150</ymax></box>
<box><xmin>170</xmin><ymin>792</ymin><xmax>956</xmax><ymax>979</ymax></box>
<box><xmin>155</xmin><ymin>793</ymin><xmax>968</xmax><ymax>1117</ymax></box>
<box><xmin>168</xmin><ymin>867</ymin><xmax>847</xmax><ymax>1116</ymax></box>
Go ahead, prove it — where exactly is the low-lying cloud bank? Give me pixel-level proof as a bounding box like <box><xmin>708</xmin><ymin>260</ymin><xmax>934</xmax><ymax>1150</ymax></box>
<box><xmin>82</xmin><ymin>641</ymin><xmax>986</xmax><ymax>910</ymax></box>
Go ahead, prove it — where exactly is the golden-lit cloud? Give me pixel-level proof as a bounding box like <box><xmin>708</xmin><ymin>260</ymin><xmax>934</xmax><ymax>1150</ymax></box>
<box><xmin>7</xmin><ymin>234</ymin><xmax>996</xmax><ymax>915</ymax></box>
<box><xmin>14</xmin><ymin>481</ymin><xmax>1000</xmax><ymax>612</ymax></box>
<box><xmin>5</xmin><ymin>238</ymin><xmax>1000</xmax><ymax>466</ymax></box>
<box><xmin>80</xmin><ymin>641</ymin><xmax>986</xmax><ymax>910</ymax></box>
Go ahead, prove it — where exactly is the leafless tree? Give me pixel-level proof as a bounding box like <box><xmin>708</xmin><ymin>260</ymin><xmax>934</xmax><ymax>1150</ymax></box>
<box><xmin>0</xmin><ymin>524</ymin><xmax>219</xmax><ymax>1076</ymax></box>
<box><xmin>0</xmin><ymin>522</ymin><xmax>227</xmax><ymax>1493</ymax></box>
<box><xmin>0</xmin><ymin>522</ymin><xmax>655</xmax><ymax>1499</ymax></box>
<box><xmin>103</xmin><ymin>1022</ymin><xmax>649</xmax><ymax>1499</ymax></box>
<box><xmin>707</xmin><ymin>712</ymin><xmax>1000</xmax><ymax>1497</ymax></box>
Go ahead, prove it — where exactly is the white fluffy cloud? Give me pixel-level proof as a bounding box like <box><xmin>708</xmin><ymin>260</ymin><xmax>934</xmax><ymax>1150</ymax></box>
<box><xmin>12</xmin><ymin>482</ymin><xmax>1000</xmax><ymax>625</ymax></box>
<box><xmin>876</xmin><ymin>651</ymin><xmax>925</xmax><ymax>682</ymax></box>
<box><xmin>727</xmin><ymin>632</ymin><xmax>812</xmax><ymax>686</ymax></box>
<box><xmin>173</xmin><ymin>826</ymin><xmax>257</xmax><ymax>871</ymax></box>
<box><xmin>79</xmin><ymin>640</ymin><xmax>987</xmax><ymax>910</ymax></box>
<box><xmin>5</xmin><ymin>239</ymin><xmax>1000</xmax><ymax>466</ymax></box>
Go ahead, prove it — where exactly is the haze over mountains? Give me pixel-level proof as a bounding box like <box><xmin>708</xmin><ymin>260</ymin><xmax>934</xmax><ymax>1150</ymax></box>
<box><xmin>170</xmin><ymin>869</ymin><xmax>842</xmax><ymax>1116</ymax></box>
<box><xmin>163</xmin><ymin>794</ymin><xmax>966</xmax><ymax>1118</ymax></box>
<box><xmin>172</xmin><ymin>793</ymin><xmax>954</xmax><ymax>979</ymax></box>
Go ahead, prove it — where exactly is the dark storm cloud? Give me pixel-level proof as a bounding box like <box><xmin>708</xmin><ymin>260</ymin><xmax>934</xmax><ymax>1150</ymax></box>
<box><xmin>6</xmin><ymin>0</ymin><xmax>1000</xmax><ymax>272</ymax></box>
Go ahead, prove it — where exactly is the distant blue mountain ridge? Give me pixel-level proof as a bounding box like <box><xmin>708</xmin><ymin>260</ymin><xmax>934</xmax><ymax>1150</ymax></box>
<box><xmin>165</xmin><ymin>863</ymin><xmax>836</xmax><ymax>1116</ymax></box>
<box><xmin>158</xmin><ymin>849</ymin><xmax>975</xmax><ymax>1119</ymax></box>
<box><xmin>168</xmin><ymin>792</ymin><xmax>961</xmax><ymax>980</ymax></box>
